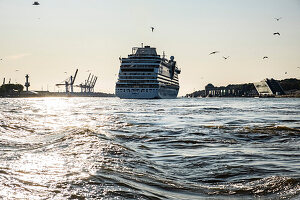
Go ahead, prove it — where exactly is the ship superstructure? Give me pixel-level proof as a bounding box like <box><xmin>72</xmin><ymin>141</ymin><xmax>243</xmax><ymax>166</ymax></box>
<box><xmin>115</xmin><ymin>45</ymin><xmax>181</xmax><ymax>99</ymax></box>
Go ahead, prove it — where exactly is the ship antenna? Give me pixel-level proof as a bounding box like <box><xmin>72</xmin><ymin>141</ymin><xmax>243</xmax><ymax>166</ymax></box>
<box><xmin>163</xmin><ymin>51</ymin><xmax>165</xmax><ymax>59</ymax></box>
<box><xmin>141</xmin><ymin>43</ymin><xmax>143</xmax><ymax>48</ymax></box>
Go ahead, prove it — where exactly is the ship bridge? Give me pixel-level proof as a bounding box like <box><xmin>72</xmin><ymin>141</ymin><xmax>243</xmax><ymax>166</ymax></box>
<box><xmin>129</xmin><ymin>46</ymin><xmax>159</xmax><ymax>58</ymax></box>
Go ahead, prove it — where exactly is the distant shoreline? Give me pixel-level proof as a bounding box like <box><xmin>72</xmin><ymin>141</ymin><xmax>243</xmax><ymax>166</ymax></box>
<box><xmin>0</xmin><ymin>91</ymin><xmax>115</xmax><ymax>98</ymax></box>
<box><xmin>183</xmin><ymin>95</ymin><xmax>300</xmax><ymax>98</ymax></box>
<box><xmin>186</xmin><ymin>78</ymin><xmax>300</xmax><ymax>98</ymax></box>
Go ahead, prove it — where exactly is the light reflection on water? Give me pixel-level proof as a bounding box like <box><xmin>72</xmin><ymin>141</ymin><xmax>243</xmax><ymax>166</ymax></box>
<box><xmin>0</xmin><ymin>97</ymin><xmax>299</xmax><ymax>199</ymax></box>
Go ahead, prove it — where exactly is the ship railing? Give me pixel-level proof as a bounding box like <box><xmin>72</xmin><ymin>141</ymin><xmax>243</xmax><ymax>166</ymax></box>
<box><xmin>122</xmin><ymin>60</ymin><xmax>161</xmax><ymax>63</ymax></box>
<box><xmin>121</xmin><ymin>63</ymin><xmax>160</xmax><ymax>65</ymax></box>
<box><xmin>128</xmin><ymin>55</ymin><xmax>160</xmax><ymax>58</ymax></box>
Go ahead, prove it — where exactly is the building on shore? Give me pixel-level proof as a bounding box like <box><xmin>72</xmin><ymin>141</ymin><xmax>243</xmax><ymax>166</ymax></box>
<box><xmin>201</xmin><ymin>83</ymin><xmax>258</xmax><ymax>97</ymax></box>
<box><xmin>254</xmin><ymin>78</ymin><xmax>285</xmax><ymax>96</ymax></box>
<box><xmin>186</xmin><ymin>78</ymin><xmax>293</xmax><ymax>98</ymax></box>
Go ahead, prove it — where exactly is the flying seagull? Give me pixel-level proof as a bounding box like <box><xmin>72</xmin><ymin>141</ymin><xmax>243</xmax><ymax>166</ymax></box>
<box><xmin>273</xmin><ymin>32</ymin><xmax>280</xmax><ymax>36</ymax></box>
<box><xmin>15</xmin><ymin>69</ymin><xmax>19</xmax><ymax>72</ymax></box>
<box><xmin>33</xmin><ymin>1</ymin><xmax>40</xmax><ymax>5</ymax></box>
<box><xmin>274</xmin><ymin>17</ymin><xmax>282</xmax><ymax>21</ymax></box>
<box><xmin>285</xmin><ymin>72</ymin><xmax>287</xmax><ymax>74</ymax></box>
<box><xmin>263</xmin><ymin>56</ymin><xmax>268</xmax><ymax>59</ymax></box>
<box><xmin>151</xmin><ymin>27</ymin><xmax>154</xmax><ymax>32</ymax></box>
<box><xmin>223</xmin><ymin>56</ymin><xmax>230</xmax><ymax>60</ymax></box>
<box><xmin>209</xmin><ymin>51</ymin><xmax>219</xmax><ymax>55</ymax></box>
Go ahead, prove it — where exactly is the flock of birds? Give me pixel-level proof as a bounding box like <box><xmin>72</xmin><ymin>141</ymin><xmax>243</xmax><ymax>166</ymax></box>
<box><xmin>209</xmin><ymin>17</ymin><xmax>283</xmax><ymax>61</ymax></box>
<box><xmin>149</xmin><ymin>17</ymin><xmax>287</xmax><ymax>68</ymax></box>
<box><xmin>1</xmin><ymin>2</ymin><xmax>298</xmax><ymax>77</ymax></box>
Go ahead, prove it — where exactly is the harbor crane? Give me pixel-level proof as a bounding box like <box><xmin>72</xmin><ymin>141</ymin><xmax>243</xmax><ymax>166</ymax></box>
<box><xmin>77</xmin><ymin>73</ymin><xmax>98</xmax><ymax>93</ymax></box>
<box><xmin>56</xmin><ymin>69</ymin><xmax>78</xmax><ymax>93</ymax></box>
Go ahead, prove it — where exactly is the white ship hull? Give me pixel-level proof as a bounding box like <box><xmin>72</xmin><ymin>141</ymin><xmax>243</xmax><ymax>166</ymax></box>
<box><xmin>115</xmin><ymin>45</ymin><xmax>181</xmax><ymax>99</ymax></box>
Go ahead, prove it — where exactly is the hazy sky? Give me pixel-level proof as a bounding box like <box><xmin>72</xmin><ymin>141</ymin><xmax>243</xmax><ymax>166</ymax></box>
<box><xmin>0</xmin><ymin>0</ymin><xmax>300</xmax><ymax>95</ymax></box>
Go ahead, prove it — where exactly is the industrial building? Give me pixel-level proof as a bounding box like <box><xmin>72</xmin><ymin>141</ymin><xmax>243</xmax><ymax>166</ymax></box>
<box><xmin>204</xmin><ymin>83</ymin><xmax>258</xmax><ymax>97</ymax></box>
<box><xmin>187</xmin><ymin>78</ymin><xmax>287</xmax><ymax>98</ymax></box>
<box><xmin>254</xmin><ymin>78</ymin><xmax>285</xmax><ymax>96</ymax></box>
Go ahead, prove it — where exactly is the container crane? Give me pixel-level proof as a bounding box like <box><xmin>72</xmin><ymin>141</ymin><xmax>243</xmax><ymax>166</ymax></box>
<box><xmin>56</xmin><ymin>69</ymin><xmax>78</xmax><ymax>93</ymax></box>
<box><xmin>77</xmin><ymin>73</ymin><xmax>98</xmax><ymax>93</ymax></box>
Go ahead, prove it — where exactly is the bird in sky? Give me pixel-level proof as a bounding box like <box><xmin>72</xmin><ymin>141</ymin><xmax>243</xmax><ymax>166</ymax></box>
<box><xmin>33</xmin><ymin>1</ymin><xmax>40</xmax><ymax>5</ymax></box>
<box><xmin>209</xmin><ymin>51</ymin><xmax>219</xmax><ymax>55</ymax></box>
<box><xmin>273</xmin><ymin>32</ymin><xmax>280</xmax><ymax>36</ymax></box>
<box><xmin>0</xmin><ymin>58</ymin><xmax>2</xmax><ymax>61</ymax></box>
<box><xmin>64</xmin><ymin>72</ymin><xmax>67</xmax><ymax>74</ymax></box>
<box><xmin>151</xmin><ymin>27</ymin><xmax>154</xmax><ymax>32</ymax></box>
<box><xmin>274</xmin><ymin>17</ymin><xmax>282</xmax><ymax>21</ymax></box>
<box><xmin>285</xmin><ymin>72</ymin><xmax>287</xmax><ymax>74</ymax></box>
<box><xmin>263</xmin><ymin>56</ymin><xmax>268</xmax><ymax>59</ymax></box>
<box><xmin>15</xmin><ymin>69</ymin><xmax>19</xmax><ymax>72</ymax></box>
<box><xmin>223</xmin><ymin>56</ymin><xmax>230</xmax><ymax>60</ymax></box>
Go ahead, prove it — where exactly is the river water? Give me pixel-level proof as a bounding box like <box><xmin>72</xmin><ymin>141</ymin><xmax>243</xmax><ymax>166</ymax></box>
<box><xmin>0</xmin><ymin>97</ymin><xmax>299</xmax><ymax>199</ymax></box>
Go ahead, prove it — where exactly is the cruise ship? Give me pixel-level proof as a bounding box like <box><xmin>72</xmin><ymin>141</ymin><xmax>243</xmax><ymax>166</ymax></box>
<box><xmin>115</xmin><ymin>45</ymin><xmax>181</xmax><ymax>99</ymax></box>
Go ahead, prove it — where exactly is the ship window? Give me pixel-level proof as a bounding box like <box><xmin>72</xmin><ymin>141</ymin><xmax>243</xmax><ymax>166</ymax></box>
<box><xmin>121</xmin><ymin>68</ymin><xmax>154</xmax><ymax>72</ymax></box>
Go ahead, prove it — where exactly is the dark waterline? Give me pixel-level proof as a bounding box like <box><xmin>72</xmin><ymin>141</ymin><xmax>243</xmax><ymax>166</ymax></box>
<box><xmin>0</xmin><ymin>97</ymin><xmax>299</xmax><ymax>199</ymax></box>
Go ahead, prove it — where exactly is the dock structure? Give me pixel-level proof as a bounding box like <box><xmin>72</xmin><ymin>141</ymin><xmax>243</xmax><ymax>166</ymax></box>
<box><xmin>56</xmin><ymin>69</ymin><xmax>78</xmax><ymax>93</ymax></box>
<box><xmin>77</xmin><ymin>73</ymin><xmax>98</xmax><ymax>93</ymax></box>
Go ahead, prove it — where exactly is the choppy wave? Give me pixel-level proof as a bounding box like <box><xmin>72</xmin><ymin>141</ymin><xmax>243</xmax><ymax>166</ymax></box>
<box><xmin>0</xmin><ymin>97</ymin><xmax>299</xmax><ymax>199</ymax></box>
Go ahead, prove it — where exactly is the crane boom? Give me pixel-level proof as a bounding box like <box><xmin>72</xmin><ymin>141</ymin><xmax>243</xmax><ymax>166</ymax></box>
<box><xmin>71</xmin><ymin>69</ymin><xmax>78</xmax><ymax>85</ymax></box>
<box><xmin>92</xmin><ymin>76</ymin><xmax>98</xmax><ymax>88</ymax></box>
<box><xmin>88</xmin><ymin>75</ymin><xmax>94</xmax><ymax>87</ymax></box>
